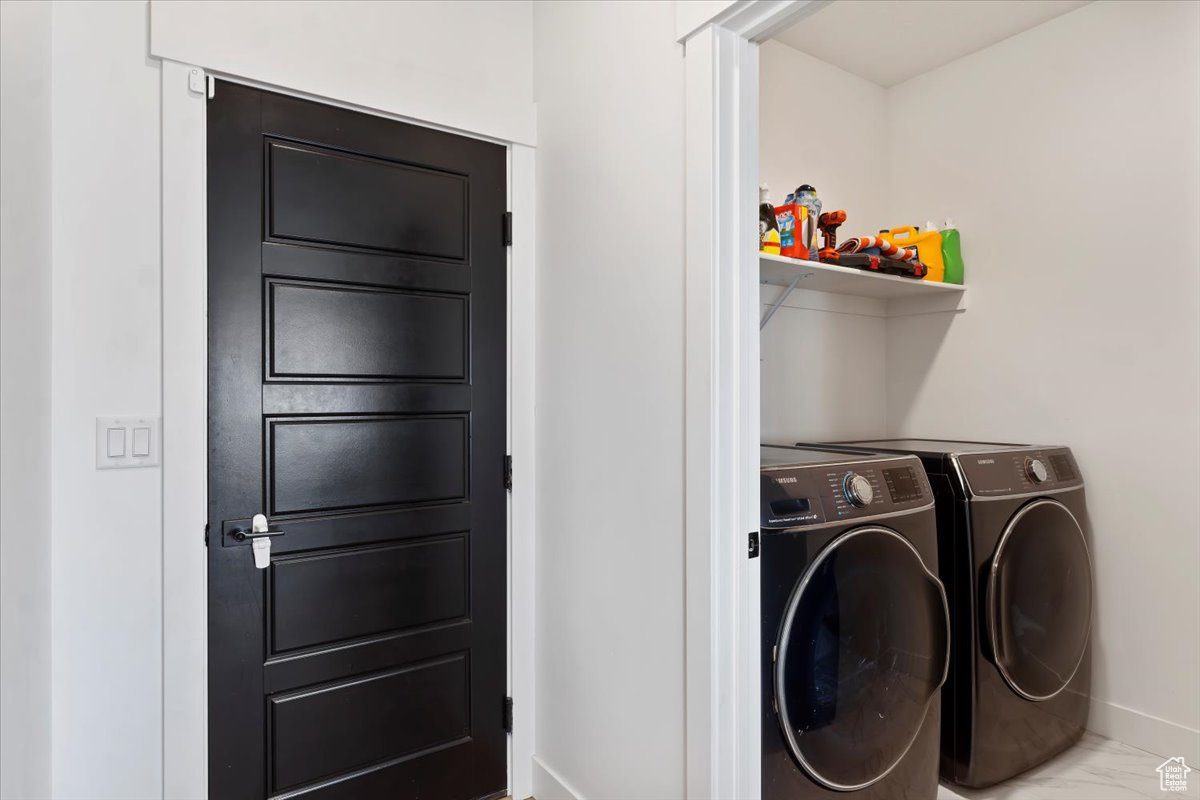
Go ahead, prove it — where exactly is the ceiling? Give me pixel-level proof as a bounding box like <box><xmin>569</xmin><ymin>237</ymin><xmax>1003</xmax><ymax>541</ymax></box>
<box><xmin>771</xmin><ymin>0</ymin><xmax>1092</xmax><ymax>88</ymax></box>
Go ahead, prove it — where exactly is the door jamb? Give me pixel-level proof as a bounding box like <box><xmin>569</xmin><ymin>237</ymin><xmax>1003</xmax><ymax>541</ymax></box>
<box><xmin>680</xmin><ymin>3</ymin><xmax>826</xmax><ymax>798</ymax></box>
<box><xmin>160</xmin><ymin>60</ymin><xmax>536</xmax><ymax>800</ymax></box>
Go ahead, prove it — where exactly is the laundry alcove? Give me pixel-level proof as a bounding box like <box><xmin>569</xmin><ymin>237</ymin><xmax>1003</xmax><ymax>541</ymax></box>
<box><xmin>745</xmin><ymin>1</ymin><xmax>1200</xmax><ymax>795</ymax></box>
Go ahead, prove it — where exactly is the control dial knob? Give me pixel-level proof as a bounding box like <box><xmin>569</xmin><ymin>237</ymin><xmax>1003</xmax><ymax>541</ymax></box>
<box><xmin>842</xmin><ymin>472</ymin><xmax>875</xmax><ymax>508</ymax></box>
<box><xmin>1024</xmin><ymin>457</ymin><xmax>1049</xmax><ymax>484</ymax></box>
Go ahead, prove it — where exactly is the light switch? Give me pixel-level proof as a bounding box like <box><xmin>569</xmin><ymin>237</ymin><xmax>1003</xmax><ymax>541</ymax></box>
<box><xmin>106</xmin><ymin>427</ymin><xmax>127</xmax><ymax>457</ymax></box>
<box><xmin>132</xmin><ymin>427</ymin><xmax>151</xmax><ymax>457</ymax></box>
<box><xmin>97</xmin><ymin>416</ymin><xmax>159</xmax><ymax>469</ymax></box>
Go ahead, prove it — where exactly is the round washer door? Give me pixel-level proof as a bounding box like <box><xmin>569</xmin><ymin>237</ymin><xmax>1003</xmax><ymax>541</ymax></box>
<box><xmin>774</xmin><ymin>526</ymin><xmax>949</xmax><ymax>791</ymax></box>
<box><xmin>987</xmin><ymin>498</ymin><xmax>1093</xmax><ymax>701</ymax></box>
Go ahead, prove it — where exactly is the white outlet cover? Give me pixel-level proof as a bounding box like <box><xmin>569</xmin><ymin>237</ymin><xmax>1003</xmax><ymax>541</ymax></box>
<box><xmin>96</xmin><ymin>415</ymin><xmax>160</xmax><ymax>469</ymax></box>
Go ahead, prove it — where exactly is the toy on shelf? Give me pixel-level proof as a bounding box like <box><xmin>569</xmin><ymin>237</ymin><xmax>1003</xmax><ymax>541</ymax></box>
<box><xmin>835</xmin><ymin>233</ymin><xmax>928</xmax><ymax>279</ymax></box>
<box><xmin>837</xmin><ymin>253</ymin><xmax>928</xmax><ymax>279</ymax></box>
<box><xmin>817</xmin><ymin>210</ymin><xmax>847</xmax><ymax>263</ymax></box>
<box><xmin>879</xmin><ymin>225</ymin><xmax>945</xmax><ymax>282</ymax></box>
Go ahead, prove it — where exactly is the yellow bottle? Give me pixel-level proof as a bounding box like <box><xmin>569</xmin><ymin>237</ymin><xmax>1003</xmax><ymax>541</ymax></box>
<box><xmin>880</xmin><ymin>225</ymin><xmax>944</xmax><ymax>282</ymax></box>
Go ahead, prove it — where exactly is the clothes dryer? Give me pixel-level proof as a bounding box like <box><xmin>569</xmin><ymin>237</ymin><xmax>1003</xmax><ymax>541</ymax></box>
<box><xmin>760</xmin><ymin>446</ymin><xmax>949</xmax><ymax>799</ymax></box>
<box><xmin>809</xmin><ymin>440</ymin><xmax>1093</xmax><ymax>788</ymax></box>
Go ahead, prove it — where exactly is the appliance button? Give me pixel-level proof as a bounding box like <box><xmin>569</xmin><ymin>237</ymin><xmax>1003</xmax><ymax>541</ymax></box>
<box><xmin>1024</xmin><ymin>457</ymin><xmax>1049</xmax><ymax>484</ymax></box>
<box><xmin>842</xmin><ymin>472</ymin><xmax>874</xmax><ymax>507</ymax></box>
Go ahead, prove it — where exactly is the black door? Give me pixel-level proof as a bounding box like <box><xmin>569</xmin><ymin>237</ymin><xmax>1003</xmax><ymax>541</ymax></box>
<box><xmin>774</xmin><ymin>527</ymin><xmax>949</xmax><ymax>791</ymax></box>
<box><xmin>208</xmin><ymin>82</ymin><xmax>507</xmax><ymax>800</ymax></box>
<box><xmin>987</xmin><ymin>499</ymin><xmax>1092</xmax><ymax>701</ymax></box>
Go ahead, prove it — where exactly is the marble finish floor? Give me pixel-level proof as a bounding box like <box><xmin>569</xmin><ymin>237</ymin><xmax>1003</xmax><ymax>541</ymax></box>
<box><xmin>938</xmin><ymin>733</ymin><xmax>1194</xmax><ymax>800</ymax></box>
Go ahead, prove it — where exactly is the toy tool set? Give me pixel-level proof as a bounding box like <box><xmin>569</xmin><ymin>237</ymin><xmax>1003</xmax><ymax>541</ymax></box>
<box><xmin>759</xmin><ymin>184</ymin><xmax>965</xmax><ymax>284</ymax></box>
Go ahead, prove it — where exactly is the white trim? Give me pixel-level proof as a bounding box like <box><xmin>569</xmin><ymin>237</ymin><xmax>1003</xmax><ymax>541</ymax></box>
<box><xmin>683</xmin><ymin>26</ymin><xmax>717</xmax><ymax>798</ymax></box>
<box><xmin>507</xmin><ymin>143</ymin><xmax>537</xmax><ymax>800</ymax></box>
<box><xmin>160</xmin><ymin>60</ymin><xmax>537</xmax><ymax>798</ymax></box>
<box><xmin>677</xmin><ymin>0</ymin><xmax>832</xmax><ymax>43</ymax></box>
<box><xmin>193</xmin><ymin>68</ymin><xmax>512</xmax><ymax>149</ymax></box>
<box><xmin>675</xmin><ymin>0</ymin><xmax>741</xmax><ymax>42</ymax></box>
<box><xmin>161</xmin><ymin>59</ymin><xmax>209</xmax><ymax>800</ymax></box>
<box><xmin>531</xmin><ymin>754</ymin><xmax>586</xmax><ymax>800</ymax></box>
<box><xmin>732</xmin><ymin>31</ymin><xmax>763</xmax><ymax>800</ymax></box>
<box><xmin>1088</xmin><ymin>698</ymin><xmax>1200</xmax><ymax>765</ymax></box>
<box><xmin>684</xmin><ymin>23</ymin><xmax>761</xmax><ymax>800</ymax></box>
<box><xmin>712</xmin><ymin>0</ymin><xmax>832</xmax><ymax>42</ymax></box>
<box><xmin>680</xmin><ymin>4</ymin><xmax>828</xmax><ymax>798</ymax></box>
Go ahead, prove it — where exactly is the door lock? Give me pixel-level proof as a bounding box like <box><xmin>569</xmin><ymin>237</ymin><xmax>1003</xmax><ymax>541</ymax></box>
<box><xmin>230</xmin><ymin>513</ymin><xmax>284</xmax><ymax>568</ymax></box>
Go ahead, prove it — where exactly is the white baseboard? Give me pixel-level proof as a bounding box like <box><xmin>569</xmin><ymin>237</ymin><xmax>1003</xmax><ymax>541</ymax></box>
<box><xmin>1089</xmin><ymin>698</ymin><xmax>1200</xmax><ymax>764</ymax></box>
<box><xmin>531</xmin><ymin>754</ymin><xmax>586</xmax><ymax>800</ymax></box>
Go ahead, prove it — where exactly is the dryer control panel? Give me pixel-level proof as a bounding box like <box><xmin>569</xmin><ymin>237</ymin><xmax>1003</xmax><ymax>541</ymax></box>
<box><xmin>955</xmin><ymin>446</ymin><xmax>1083</xmax><ymax>497</ymax></box>
<box><xmin>761</xmin><ymin>454</ymin><xmax>933</xmax><ymax>529</ymax></box>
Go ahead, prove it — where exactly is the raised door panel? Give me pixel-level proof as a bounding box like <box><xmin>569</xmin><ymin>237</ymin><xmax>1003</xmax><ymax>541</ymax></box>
<box><xmin>266</xmin><ymin>415</ymin><xmax>468</xmax><ymax>515</ymax></box>
<box><xmin>270</xmin><ymin>536</ymin><xmax>469</xmax><ymax>653</ymax></box>
<box><xmin>267</xmin><ymin>280</ymin><xmax>468</xmax><ymax>381</ymax></box>
<box><xmin>269</xmin><ymin>655</ymin><xmax>470</xmax><ymax>792</ymax></box>
<box><xmin>266</xmin><ymin>140</ymin><xmax>468</xmax><ymax>260</ymax></box>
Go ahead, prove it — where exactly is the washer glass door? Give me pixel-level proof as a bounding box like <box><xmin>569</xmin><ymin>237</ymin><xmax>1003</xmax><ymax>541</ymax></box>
<box><xmin>775</xmin><ymin>526</ymin><xmax>949</xmax><ymax>791</ymax></box>
<box><xmin>988</xmin><ymin>498</ymin><xmax>1093</xmax><ymax>701</ymax></box>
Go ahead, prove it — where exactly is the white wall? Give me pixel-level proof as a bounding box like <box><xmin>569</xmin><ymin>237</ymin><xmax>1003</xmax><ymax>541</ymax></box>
<box><xmin>759</xmin><ymin>41</ymin><xmax>890</xmax><ymax>444</ymax></box>
<box><xmin>149</xmin><ymin>0</ymin><xmax>536</xmax><ymax>145</ymax></box>
<box><xmin>532</xmin><ymin>2</ymin><xmax>687</xmax><ymax>798</ymax></box>
<box><xmin>49</xmin><ymin>2</ymin><xmax>164</xmax><ymax>796</ymax></box>
<box><xmin>0</xmin><ymin>2</ymin><xmax>54</xmax><ymax>798</ymax></box>
<box><xmin>882</xmin><ymin>1</ymin><xmax>1200</xmax><ymax>762</ymax></box>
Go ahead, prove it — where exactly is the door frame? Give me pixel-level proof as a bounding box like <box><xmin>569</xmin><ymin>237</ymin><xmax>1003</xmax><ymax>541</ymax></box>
<box><xmin>679</xmin><ymin>3</ymin><xmax>827</xmax><ymax>798</ymax></box>
<box><xmin>160</xmin><ymin>60</ymin><xmax>536</xmax><ymax>800</ymax></box>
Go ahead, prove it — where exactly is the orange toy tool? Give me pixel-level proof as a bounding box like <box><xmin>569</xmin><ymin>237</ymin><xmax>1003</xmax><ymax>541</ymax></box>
<box><xmin>818</xmin><ymin>210</ymin><xmax>847</xmax><ymax>263</ymax></box>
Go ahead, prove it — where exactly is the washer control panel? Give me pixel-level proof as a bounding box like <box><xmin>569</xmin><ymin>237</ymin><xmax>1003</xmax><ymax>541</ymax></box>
<box><xmin>957</xmin><ymin>447</ymin><xmax>1082</xmax><ymax>496</ymax></box>
<box><xmin>761</xmin><ymin>455</ymin><xmax>932</xmax><ymax>529</ymax></box>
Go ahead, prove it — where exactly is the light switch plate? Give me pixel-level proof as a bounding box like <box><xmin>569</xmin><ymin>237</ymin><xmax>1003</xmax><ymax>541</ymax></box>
<box><xmin>96</xmin><ymin>416</ymin><xmax>160</xmax><ymax>469</ymax></box>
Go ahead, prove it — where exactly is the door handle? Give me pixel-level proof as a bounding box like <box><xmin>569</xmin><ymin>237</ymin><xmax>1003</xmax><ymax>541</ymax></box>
<box><xmin>230</xmin><ymin>514</ymin><xmax>283</xmax><ymax>569</ymax></box>
<box><xmin>229</xmin><ymin>513</ymin><xmax>284</xmax><ymax>542</ymax></box>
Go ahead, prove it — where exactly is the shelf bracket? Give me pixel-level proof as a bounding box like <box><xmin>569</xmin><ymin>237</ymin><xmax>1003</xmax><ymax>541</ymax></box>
<box><xmin>760</xmin><ymin>271</ymin><xmax>809</xmax><ymax>330</ymax></box>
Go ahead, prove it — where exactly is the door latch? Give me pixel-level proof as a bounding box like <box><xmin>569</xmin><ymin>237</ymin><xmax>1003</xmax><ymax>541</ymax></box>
<box><xmin>230</xmin><ymin>513</ymin><xmax>284</xmax><ymax>568</ymax></box>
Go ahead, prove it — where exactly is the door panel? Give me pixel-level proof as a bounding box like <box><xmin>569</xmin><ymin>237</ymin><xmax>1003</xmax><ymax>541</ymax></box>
<box><xmin>267</xmin><ymin>415</ymin><xmax>468</xmax><ymax>514</ymax></box>
<box><xmin>265</xmin><ymin>140</ymin><xmax>468</xmax><ymax>259</ymax></box>
<box><xmin>208</xmin><ymin>81</ymin><xmax>506</xmax><ymax>800</ymax></box>
<box><xmin>269</xmin><ymin>655</ymin><xmax>470</xmax><ymax>792</ymax></box>
<box><xmin>267</xmin><ymin>281</ymin><xmax>468</xmax><ymax>381</ymax></box>
<box><xmin>269</xmin><ymin>537</ymin><xmax>468</xmax><ymax>653</ymax></box>
<box><xmin>261</xmin><ymin>241</ymin><xmax>472</xmax><ymax>292</ymax></box>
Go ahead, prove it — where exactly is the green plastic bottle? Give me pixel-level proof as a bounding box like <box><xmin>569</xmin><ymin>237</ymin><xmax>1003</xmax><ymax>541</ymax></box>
<box><xmin>941</xmin><ymin>218</ymin><xmax>964</xmax><ymax>285</ymax></box>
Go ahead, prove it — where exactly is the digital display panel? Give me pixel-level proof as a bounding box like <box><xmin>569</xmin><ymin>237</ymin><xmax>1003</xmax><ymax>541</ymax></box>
<box><xmin>770</xmin><ymin>498</ymin><xmax>811</xmax><ymax>516</ymax></box>
<box><xmin>1049</xmin><ymin>454</ymin><xmax>1077</xmax><ymax>481</ymax></box>
<box><xmin>883</xmin><ymin>467</ymin><xmax>922</xmax><ymax>503</ymax></box>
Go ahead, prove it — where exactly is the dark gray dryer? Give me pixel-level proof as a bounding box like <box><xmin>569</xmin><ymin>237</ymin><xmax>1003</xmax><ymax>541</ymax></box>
<box><xmin>814</xmin><ymin>440</ymin><xmax>1094</xmax><ymax>789</ymax></box>
<box><xmin>759</xmin><ymin>446</ymin><xmax>949</xmax><ymax>800</ymax></box>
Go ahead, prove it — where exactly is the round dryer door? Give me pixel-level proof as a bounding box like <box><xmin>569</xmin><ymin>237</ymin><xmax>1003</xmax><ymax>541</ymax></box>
<box><xmin>774</xmin><ymin>526</ymin><xmax>949</xmax><ymax>791</ymax></box>
<box><xmin>988</xmin><ymin>498</ymin><xmax>1093</xmax><ymax>701</ymax></box>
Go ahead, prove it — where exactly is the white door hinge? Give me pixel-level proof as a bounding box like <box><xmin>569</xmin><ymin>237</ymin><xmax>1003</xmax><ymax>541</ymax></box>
<box><xmin>187</xmin><ymin>68</ymin><xmax>214</xmax><ymax>100</ymax></box>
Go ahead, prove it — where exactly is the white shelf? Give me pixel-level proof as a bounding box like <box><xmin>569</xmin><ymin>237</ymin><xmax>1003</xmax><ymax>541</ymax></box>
<box><xmin>760</xmin><ymin>252</ymin><xmax>966</xmax><ymax>323</ymax></box>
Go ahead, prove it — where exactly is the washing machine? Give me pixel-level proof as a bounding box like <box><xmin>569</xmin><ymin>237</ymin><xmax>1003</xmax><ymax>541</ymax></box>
<box><xmin>759</xmin><ymin>446</ymin><xmax>949</xmax><ymax>800</ymax></box>
<box><xmin>811</xmin><ymin>440</ymin><xmax>1094</xmax><ymax>789</ymax></box>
